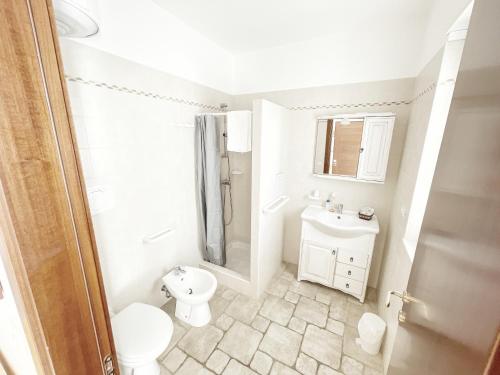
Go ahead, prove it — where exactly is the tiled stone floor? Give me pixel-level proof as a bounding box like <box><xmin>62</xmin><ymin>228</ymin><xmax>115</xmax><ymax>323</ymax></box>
<box><xmin>159</xmin><ymin>264</ymin><xmax>382</xmax><ymax>375</ymax></box>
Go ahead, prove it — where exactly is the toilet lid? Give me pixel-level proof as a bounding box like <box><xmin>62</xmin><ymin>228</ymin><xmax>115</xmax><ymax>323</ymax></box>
<box><xmin>112</xmin><ymin>303</ymin><xmax>173</xmax><ymax>363</ymax></box>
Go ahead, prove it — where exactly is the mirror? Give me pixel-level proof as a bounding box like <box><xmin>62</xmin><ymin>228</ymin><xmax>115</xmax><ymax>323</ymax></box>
<box><xmin>313</xmin><ymin>115</ymin><xmax>395</xmax><ymax>182</ymax></box>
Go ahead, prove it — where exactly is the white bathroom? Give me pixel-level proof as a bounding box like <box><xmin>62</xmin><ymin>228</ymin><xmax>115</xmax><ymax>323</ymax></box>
<box><xmin>3</xmin><ymin>1</ymin><xmax>500</xmax><ymax>375</ymax></box>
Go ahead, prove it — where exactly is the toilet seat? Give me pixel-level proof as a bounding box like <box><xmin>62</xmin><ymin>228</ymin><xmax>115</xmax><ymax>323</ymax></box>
<box><xmin>112</xmin><ymin>303</ymin><xmax>173</xmax><ymax>366</ymax></box>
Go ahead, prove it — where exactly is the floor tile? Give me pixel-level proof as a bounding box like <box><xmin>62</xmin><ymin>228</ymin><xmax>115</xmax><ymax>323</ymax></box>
<box><xmin>210</xmin><ymin>293</ymin><xmax>231</xmax><ymax>322</ymax></box>
<box><xmin>341</xmin><ymin>356</ymin><xmax>364</xmax><ymax>375</ymax></box>
<box><xmin>296</xmin><ymin>352</ymin><xmax>318</xmax><ymax>375</ymax></box>
<box><xmin>301</xmin><ymin>325</ymin><xmax>342</xmax><ymax>369</ymax></box>
<box><xmin>250</xmin><ymin>351</ymin><xmax>273</xmax><ymax>375</ymax></box>
<box><xmin>178</xmin><ymin>325</ymin><xmax>223</xmax><ymax>363</ymax></box>
<box><xmin>326</xmin><ymin>319</ymin><xmax>345</xmax><ymax>336</ymax></box>
<box><xmin>284</xmin><ymin>291</ymin><xmax>300</xmax><ymax>304</ymax></box>
<box><xmin>289</xmin><ymin>280</ymin><xmax>317</xmax><ymax>299</ymax></box>
<box><xmin>316</xmin><ymin>291</ymin><xmax>331</xmax><ymax>305</ymax></box>
<box><xmin>176</xmin><ymin>357</ymin><xmax>214</xmax><ymax>375</ymax></box>
<box><xmin>259</xmin><ymin>295</ymin><xmax>295</xmax><ymax>326</ymax></box>
<box><xmin>223</xmin><ymin>359</ymin><xmax>258</xmax><ymax>375</ymax></box>
<box><xmin>161</xmin><ymin>320</ymin><xmax>187</xmax><ymax>357</ymax></box>
<box><xmin>222</xmin><ymin>288</ymin><xmax>238</xmax><ymax>301</ymax></box>
<box><xmin>269</xmin><ymin>362</ymin><xmax>300</xmax><ymax>375</ymax></box>
<box><xmin>162</xmin><ymin>265</ymin><xmax>379</xmax><ymax>375</ymax></box>
<box><xmin>364</xmin><ymin>366</ymin><xmax>383</xmax><ymax>375</ymax></box>
<box><xmin>294</xmin><ymin>297</ymin><xmax>328</xmax><ymax>327</ymax></box>
<box><xmin>161</xmin><ymin>347</ymin><xmax>186</xmax><ymax>372</ymax></box>
<box><xmin>218</xmin><ymin>321</ymin><xmax>263</xmax><ymax>365</ymax></box>
<box><xmin>259</xmin><ymin>323</ymin><xmax>302</xmax><ymax>366</ymax></box>
<box><xmin>252</xmin><ymin>315</ymin><xmax>271</xmax><ymax>333</ymax></box>
<box><xmin>342</xmin><ymin>326</ymin><xmax>383</xmax><ymax>371</ymax></box>
<box><xmin>317</xmin><ymin>365</ymin><xmax>342</xmax><ymax>375</ymax></box>
<box><xmin>226</xmin><ymin>294</ymin><xmax>263</xmax><ymax>324</ymax></box>
<box><xmin>266</xmin><ymin>277</ymin><xmax>290</xmax><ymax>298</ymax></box>
<box><xmin>216</xmin><ymin>313</ymin><xmax>234</xmax><ymax>331</ymax></box>
<box><xmin>206</xmin><ymin>350</ymin><xmax>230</xmax><ymax>374</ymax></box>
<box><xmin>329</xmin><ymin>298</ymin><xmax>348</xmax><ymax>322</ymax></box>
<box><xmin>288</xmin><ymin>317</ymin><xmax>306</xmax><ymax>334</ymax></box>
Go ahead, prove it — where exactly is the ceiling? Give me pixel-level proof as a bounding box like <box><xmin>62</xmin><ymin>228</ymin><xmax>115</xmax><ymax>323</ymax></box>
<box><xmin>153</xmin><ymin>0</ymin><xmax>435</xmax><ymax>53</ymax></box>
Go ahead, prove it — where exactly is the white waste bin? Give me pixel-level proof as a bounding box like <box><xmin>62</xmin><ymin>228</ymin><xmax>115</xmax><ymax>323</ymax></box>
<box><xmin>356</xmin><ymin>312</ymin><xmax>386</xmax><ymax>355</ymax></box>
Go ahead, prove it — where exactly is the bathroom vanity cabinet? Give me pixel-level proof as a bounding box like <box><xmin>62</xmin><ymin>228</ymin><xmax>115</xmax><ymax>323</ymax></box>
<box><xmin>298</xmin><ymin>206</ymin><xmax>379</xmax><ymax>302</ymax></box>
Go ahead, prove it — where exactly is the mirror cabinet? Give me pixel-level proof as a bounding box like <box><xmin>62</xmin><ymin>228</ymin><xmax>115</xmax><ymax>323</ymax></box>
<box><xmin>313</xmin><ymin>114</ymin><xmax>395</xmax><ymax>183</ymax></box>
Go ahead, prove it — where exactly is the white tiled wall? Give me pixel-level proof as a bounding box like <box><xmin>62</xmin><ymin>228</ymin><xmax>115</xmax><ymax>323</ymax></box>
<box><xmin>60</xmin><ymin>39</ymin><xmax>232</xmax><ymax>312</ymax></box>
<box><xmin>232</xmin><ymin>78</ymin><xmax>415</xmax><ymax>289</ymax></box>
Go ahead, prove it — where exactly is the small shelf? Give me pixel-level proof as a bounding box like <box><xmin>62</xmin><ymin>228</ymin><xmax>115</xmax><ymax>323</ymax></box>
<box><xmin>312</xmin><ymin>174</ymin><xmax>384</xmax><ymax>185</ymax></box>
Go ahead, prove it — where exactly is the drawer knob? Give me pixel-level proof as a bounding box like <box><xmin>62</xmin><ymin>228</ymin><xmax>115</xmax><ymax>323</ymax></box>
<box><xmin>346</xmin><ymin>283</ymin><xmax>350</xmax><ymax>288</ymax></box>
<box><xmin>350</xmin><ymin>257</ymin><xmax>354</xmax><ymax>262</ymax></box>
<box><xmin>348</xmin><ymin>270</ymin><xmax>351</xmax><ymax>275</ymax></box>
<box><xmin>332</xmin><ymin>249</ymin><xmax>336</xmax><ymax>255</ymax></box>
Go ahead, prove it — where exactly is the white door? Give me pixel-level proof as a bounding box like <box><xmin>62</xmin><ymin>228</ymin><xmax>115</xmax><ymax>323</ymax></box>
<box><xmin>357</xmin><ymin>117</ymin><xmax>394</xmax><ymax>181</ymax></box>
<box><xmin>300</xmin><ymin>242</ymin><xmax>335</xmax><ymax>285</ymax></box>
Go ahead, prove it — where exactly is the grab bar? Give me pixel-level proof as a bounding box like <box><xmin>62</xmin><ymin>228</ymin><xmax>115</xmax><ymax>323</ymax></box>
<box><xmin>262</xmin><ymin>196</ymin><xmax>290</xmax><ymax>214</ymax></box>
<box><xmin>143</xmin><ymin>228</ymin><xmax>174</xmax><ymax>244</ymax></box>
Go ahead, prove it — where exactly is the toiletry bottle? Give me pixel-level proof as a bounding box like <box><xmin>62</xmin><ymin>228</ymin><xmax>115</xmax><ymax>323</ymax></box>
<box><xmin>325</xmin><ymin>199</ymin><xmax>332</xmax><ymax>210</ymax></box>
<box><xmin>329</xmin><ymin>193</ymin><xmax>336</xmax><ymax>212</ymax></box>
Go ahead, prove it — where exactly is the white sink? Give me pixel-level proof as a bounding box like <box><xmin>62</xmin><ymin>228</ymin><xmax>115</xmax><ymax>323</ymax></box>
<box><xmin>301</xmin><ymin>205</ymin><xmax>379</xmax><ymax>238</ymax></box>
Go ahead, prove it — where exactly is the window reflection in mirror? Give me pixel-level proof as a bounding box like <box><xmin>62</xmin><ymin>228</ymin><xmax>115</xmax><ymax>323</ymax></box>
<box><xmin>313</xmin><ymin>114</ymin><xmax>395</xmax><ymax>183</ymax></box>
<box><xmin>314</xmin><ymin>118</ymin><xmax>364</xmax><ymax>177</ymax></box>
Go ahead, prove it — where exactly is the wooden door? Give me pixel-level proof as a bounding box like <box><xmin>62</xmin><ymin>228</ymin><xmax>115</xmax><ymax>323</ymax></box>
<box><xmin>332</xmin><ymin>120</ymin><xmax>364</xmax><ymax>176</ymax></box>
<box><xmin>388</xmin><ymin>1</ymin><xmax>500</xmax><ymax>373</ymax></box>
<box><xmin>0</xmin><ymin>0</ymin><xmax>117</xmax><ymax>374</ymax></box>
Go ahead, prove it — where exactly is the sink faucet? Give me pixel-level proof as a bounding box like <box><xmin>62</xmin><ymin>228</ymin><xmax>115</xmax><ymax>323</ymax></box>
<box><xmin>173</xmin><ymin>266</ymin><xmax>186</xmax><ymax>276</ymax></box>
<box><xmin>334</xmin><ymin>203</ymin><xmax>344</xmax><ymax>214</ymax></box>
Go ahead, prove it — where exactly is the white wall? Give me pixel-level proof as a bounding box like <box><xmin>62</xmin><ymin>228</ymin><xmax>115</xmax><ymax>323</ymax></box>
<box><xmin>71</xmin><ymin>0</ymin><xmax>234</xmax><ymax>93</ymax></box>
<box><xmin>251</xmin><ymin>100</ymin><xmax>289</xmax><ymax>296</ymax></box>
<box><xmin>233</xmin><ymin>78</ymin><xmax>414</xmax><ymax>288</ymax></box>
<box><xmin>66</xmin><ymin>0</ymin><xmax>472</xmax><ymax>96</ymax></box>
<box><xmin>233</xmin><ymin>29</ymin><xmax>423</xmax><ymax>94</ymax></box>
<box><xmin>376</xmin><ymin>50</ymin><xmax>444</xmax><ymax>372</ymax></box>
<box><xmin>60</xmin><ymin>39</ymin><xmax>232</xmax><ymax>312</ymax></box>
<box><xmin>418</xmin><ymin>0</ymin><xmax>472</xmax><ymax>71</ymax></box>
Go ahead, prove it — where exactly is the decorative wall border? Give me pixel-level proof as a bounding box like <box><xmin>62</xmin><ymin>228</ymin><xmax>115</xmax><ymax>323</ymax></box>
<box><xmin>287</xmin><ymin>82</ymin><xmax>437</xmax><ymax>111</ymax></box>
<box><xmin>65</xmin><ymin>74</ymin><xmax>437</xmax><ymax>112</ymax></box>
<box><xmin>65</xmin><ymin>75</ymin><xmax>223</xmax><ymax>112</ymax></box>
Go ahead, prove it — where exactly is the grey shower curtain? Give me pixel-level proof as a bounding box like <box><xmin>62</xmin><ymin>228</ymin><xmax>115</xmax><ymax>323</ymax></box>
<box><xmin>195</xmin><ymin>115</ymin><xmax>226</xmax><ymax>266</ymax></box>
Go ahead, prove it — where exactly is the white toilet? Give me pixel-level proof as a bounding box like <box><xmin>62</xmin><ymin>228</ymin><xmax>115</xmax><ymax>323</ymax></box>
<box><xmin>163</xmin><ymin>266</ymin><xmax>217</xmax><ymax>327</ymax></box>
<box><xmin>111</xmin><ymin>303</ymin><xmax>173</xmax><ymax>375</ymax></box>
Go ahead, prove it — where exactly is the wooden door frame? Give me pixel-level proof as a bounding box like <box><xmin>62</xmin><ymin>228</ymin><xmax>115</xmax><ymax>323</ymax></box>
<box><xmin>0</xmin><ymin>0</ymin><xmax>117</xmax><ymax>373</ymax></box>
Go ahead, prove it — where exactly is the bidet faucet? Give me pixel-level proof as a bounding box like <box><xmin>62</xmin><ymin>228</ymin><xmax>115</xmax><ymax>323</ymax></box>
<box><xmin>174</xmin><ymin>266</ymin><xmax>186</xmax><ymax>276</ymax></box>
<box><xmin>334</xmin><ymin>203</ymin><xmax>344</xmax><ymax>214</ymax></box>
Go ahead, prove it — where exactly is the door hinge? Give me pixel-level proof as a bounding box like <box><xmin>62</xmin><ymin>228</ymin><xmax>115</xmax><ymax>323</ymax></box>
<box><xmin>103</xmin><ymin>354</ymin><xmax>115</xmax><ymax>375</ymax></box>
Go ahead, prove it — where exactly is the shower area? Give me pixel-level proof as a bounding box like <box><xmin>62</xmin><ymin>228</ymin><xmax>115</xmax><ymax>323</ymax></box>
<box><xmin>195</xmin><ymin>110</ymin><xmax>253</xmax><ymax>280</ymax></box>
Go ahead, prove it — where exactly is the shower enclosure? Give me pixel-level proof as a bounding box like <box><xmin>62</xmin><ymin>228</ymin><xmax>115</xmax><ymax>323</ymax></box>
<box><xmin>196</xmin><ymin>110</ymin><xmax>252</xmax><ymax>279</ymax></box>
<box><xmin>199</xmin><ymin>100</ymin><xmax>290</xmax><ymax>298</ymax></box>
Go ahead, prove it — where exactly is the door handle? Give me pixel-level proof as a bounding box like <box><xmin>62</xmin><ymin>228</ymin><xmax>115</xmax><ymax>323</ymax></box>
<box><xmin>385</xmin><ymin>290</ymin><xmax>419</xmax><ymax>308</ymax></box>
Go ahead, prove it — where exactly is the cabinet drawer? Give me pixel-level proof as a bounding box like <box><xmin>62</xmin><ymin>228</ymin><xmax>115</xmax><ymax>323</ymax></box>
<box><xmin>335</xmin><ymin>263</ymin><xmax>365</xmax><ymax>282</ymax></box>
<box><xmin>333</xmin><ymin>275</ymin><xmax>363</xmax><ymax>296</ymax></box>
<box><xmin>337</xmin><ymin>249</ymin><xmax>368</xmax><ymax>268</ymax></box>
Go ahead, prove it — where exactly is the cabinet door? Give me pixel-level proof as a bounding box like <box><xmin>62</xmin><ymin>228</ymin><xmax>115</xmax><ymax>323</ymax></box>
<box><xmin>300</xmin><ymin>242</ymin><xmax>335</xmax><ymax>285</ymax></box>
<box><xmin>357</xmin><ymin>116</ymin><xmax>394</xmax><ymax>181</ymax></box>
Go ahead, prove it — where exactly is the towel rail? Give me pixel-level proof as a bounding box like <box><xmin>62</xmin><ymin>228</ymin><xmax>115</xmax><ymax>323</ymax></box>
<box><xmin>262</xmin><ymin>196</ymin><xmax>290</xmax><ymax>214</ymax></box>
<box><xmin>143</xmin><ymin>228</ymin><xmax>174</xmax><ymax>244</ymax></box>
